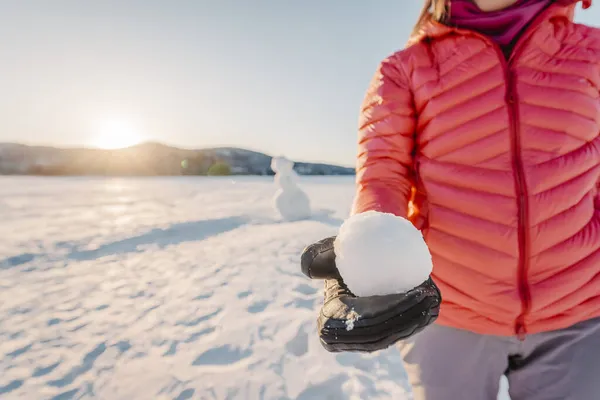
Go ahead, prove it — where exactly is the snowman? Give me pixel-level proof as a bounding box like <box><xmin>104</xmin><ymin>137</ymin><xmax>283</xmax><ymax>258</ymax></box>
<box><xmin>271</xmin><ymin>156</ymin><xmax>311</xmax><ymax>221</ymax></box>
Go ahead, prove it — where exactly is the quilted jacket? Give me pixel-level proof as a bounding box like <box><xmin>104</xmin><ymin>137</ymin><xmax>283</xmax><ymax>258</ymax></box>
<box><xmin>352</xmin><ymin>0</ymin><xmax>600</xmax><ymax>336</ymax></box>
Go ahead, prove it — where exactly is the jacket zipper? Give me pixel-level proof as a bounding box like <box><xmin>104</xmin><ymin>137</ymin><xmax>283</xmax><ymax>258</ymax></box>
<box><xmin>467</xmin><ymin>14</ymin><xmax>549</xmax><ymax>338</ymax></box>
<box><xmin>505</xmin><ymin>68</ymin><xmax>531</xmax><ymax>340</ymax></box>
<box><xmin>489</xmin><ymin>50</ymin><xmax>531</xmax><ymax>339</ymax></box>
<box><xmin>495</xmin><ymin>52</ymin><xmax>531</xmax><ymax>340</ymax></box>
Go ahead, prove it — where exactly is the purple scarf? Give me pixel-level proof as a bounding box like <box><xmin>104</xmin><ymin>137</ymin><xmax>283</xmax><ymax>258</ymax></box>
<box><xmin>448</xmin><ymin>0</ymin><xmax>553</xmax><ymax>49</ymax></box>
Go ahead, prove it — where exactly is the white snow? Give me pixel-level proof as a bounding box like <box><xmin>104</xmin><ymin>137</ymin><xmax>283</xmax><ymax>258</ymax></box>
<box><xmin>334</xmin><ymin>211</ymin><xmax>433</xmax><ymax>297</ymax></box>
<box><xmin>0</xmin><ymin>176</ymin><xmax>510</xmax><ymax>400</ymax></box>
<box><xmin>271</xmin><ymin>157</ymin><xmax>311</xmax><ymax>221</ymax></box>
<box><xmin>345</xmin><ymin>309</ymin><xmax>361</xmax><ymax>331</ymax></box>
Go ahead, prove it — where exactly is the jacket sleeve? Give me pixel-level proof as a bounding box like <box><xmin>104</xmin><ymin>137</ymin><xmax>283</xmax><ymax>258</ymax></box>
<box><xmin>351</xmin><ymin>56</ymin><xmax>417</xmax><ymax>218</ymax></box>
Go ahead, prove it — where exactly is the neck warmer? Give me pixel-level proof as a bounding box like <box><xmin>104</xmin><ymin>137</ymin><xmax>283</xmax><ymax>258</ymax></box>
<box><xmin>448</xmin><ymin>0</ymin><xmax>554</xmax><ymax>49</ymax></box>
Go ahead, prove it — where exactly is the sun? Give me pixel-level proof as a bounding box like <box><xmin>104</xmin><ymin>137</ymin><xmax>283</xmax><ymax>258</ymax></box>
<box><xmin>91</xmin><ymin>119</ymin><xmax>142</xmax><ymax>149</ymax></box>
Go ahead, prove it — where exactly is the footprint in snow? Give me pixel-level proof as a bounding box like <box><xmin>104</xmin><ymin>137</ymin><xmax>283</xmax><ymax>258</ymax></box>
<box><xmin>296</xmin><ymin>374</ymin><xmax>349</xmax><ymax>400</ymax></box>
<box><xmin>285</xmin><ymin>325</ymin><xmax>309</xmax><ymax>357</ymax></box>
<box><xmin>176</xmin><ymin>308</ymin><xmax>221</xmax><ymax>327</ymax></box>
<box><xmin>1</xmin><ymin>253</ymin><xmax>36</xmax><ymax>269</ymax></box>
<box><xmin>174</xmin><ymin>389</ymin><xmax>195</xmax><ymax>400</ymax></box>
<box><xmin>6</xmin><ymin>343</ymin><xmax>33</xmax><ymax>359</ymax></box>
<box><xmin>193</xmin><ymin>292</ymin><xmax>213</xmax><ymax>301</ymax></box>
<box><xmin>0</xmin><ymin>380</ymin><xmax>23</xmax><ymax>396</ymax></box>
<box><xmin>293</xmin><ymin>283</ymin><xmax>318</xmax><ymax>296</ymax></box>
<box><xmin>46</xmin><ymin>343</ymin><xmax>107</xmax><ymax>388</ymax></box>
<box><xmin>184</xmin><ymin>327</ymin><xmax>216</xmax><ymax>343</ymax></box>
<box><xmin>284</xmin><ymin>298</ymin><xmax>317</xmax><ymax>311</ymax></box>
<box><xmin>32</xmin><ymin>361</ymin><xmax>62</xmax><ymax>378</ymax></box>
<box><xmin>336</xmin><ymin>352</ymin><xmax>376</xmax><ymax>372</ymax></box>
<box><xmin>247</xmin><ymin>301</ymin><xmax>270</xmax><ymax>314</ymax></box>
<box><xmin>192</xmin><ymin>345</ymin><xmax>252</xmax><ymax>366</ymax></box>
<box><xmin>50</xmin><ymin>388</ymin><xmax>79</xmax><ymax>400</ymax></box>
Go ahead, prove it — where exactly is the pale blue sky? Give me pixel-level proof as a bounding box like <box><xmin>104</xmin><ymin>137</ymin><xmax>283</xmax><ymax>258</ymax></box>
<box><xmin>0</xmin><ymin>1</ymin><xmax>597</xmax><ymax>166</ymax></box>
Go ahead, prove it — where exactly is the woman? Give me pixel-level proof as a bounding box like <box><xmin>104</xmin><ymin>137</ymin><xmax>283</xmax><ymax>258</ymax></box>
<box><xmin>301</xmin><ymin>0</ymin><xmax>599</xmax><ymax>398</ymax></box>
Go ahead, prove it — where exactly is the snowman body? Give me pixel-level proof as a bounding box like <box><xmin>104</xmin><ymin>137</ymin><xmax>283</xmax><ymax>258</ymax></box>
<box><xmin>271</xmin><ymin>157</ymin><xmax>311</xmax><ymax>221</ymax></box>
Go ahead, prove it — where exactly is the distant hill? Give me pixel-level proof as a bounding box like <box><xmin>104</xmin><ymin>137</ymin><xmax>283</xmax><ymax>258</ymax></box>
<box><xmin>0</xmin><ymin>142</ymin><xmax>355</xmax><ymax>176</ymax></box>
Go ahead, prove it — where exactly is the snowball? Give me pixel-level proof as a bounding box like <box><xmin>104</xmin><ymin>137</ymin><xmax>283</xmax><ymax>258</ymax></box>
<box><xmin>334</xmin><ymin>211</ymin><xmax>432</xmax><ymax>297</ymax></box>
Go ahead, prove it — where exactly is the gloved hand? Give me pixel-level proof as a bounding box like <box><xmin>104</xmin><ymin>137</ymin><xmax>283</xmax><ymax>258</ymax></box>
<box><xmin>301</xmin><ymin>236</ymin><xmax>441</xmax><ymax>353</ymax></box>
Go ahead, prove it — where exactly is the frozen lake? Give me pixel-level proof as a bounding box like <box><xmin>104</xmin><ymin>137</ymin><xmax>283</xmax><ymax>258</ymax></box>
<box><xmin>0</xmin><ymin>176</ymin><xmax>509</xmax><ymax>399</ymax></box>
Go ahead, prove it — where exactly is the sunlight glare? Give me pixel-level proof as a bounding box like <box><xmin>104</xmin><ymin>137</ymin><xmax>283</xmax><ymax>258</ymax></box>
<box><xmin>92</xmin><ymin>119</ymin><xmax>142</xmax><ymax>149</ymax></box>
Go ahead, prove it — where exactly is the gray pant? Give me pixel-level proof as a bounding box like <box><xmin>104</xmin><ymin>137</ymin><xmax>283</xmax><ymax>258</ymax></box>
<box><xmin>398</xmin><ymin>317</ymin><xmax>600</xmax><ymax>400</ymax></box>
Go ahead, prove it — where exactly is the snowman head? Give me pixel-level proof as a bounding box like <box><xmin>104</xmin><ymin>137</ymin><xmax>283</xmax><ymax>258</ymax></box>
<box><xmin>271</xmin><ymin>156</ymin><xmax>294</xmax><ymax>174</ymax></box>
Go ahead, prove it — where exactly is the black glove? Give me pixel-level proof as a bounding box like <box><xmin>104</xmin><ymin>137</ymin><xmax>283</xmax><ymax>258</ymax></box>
<box><xmin>301</xmin><ymin>236</ymin><xmax>441</xmax><ymax>353</ymax></box>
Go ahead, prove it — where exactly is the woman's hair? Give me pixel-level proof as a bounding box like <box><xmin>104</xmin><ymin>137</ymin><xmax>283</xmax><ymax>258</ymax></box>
<box><xmin>412</xmin><ymin>0</ymin><xmax>449</xmax><ymax>37</ymax></box>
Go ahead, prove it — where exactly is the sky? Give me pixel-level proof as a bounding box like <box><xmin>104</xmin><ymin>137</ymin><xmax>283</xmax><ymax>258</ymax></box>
<box><xmin>0</xmin><ymin>1</ymin><xmax>598</xmax><ymax>166</ymax></box>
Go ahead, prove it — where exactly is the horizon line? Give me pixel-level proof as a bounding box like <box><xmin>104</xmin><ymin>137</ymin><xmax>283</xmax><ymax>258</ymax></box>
<box><xmin>0</xmin><ymin>140</ymin><xmax>356</xmax><ymax>169</ymax></box>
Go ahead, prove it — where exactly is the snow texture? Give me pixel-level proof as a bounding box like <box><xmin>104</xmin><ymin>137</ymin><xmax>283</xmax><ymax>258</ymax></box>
<box><xmin>0</xmin><ymin>176</ymin><xmax>510</xmax><ymax>400</ymax></box>
<box><xmin>271</xmin><ymin>156</ymin><xmax>311</xmax><ymax>221</ymax></box>
<box><xmin>334</xmin><ymin>211</ymin><xmax>433</xmax><ymax>297</ymax></box>
<box><xmin>345</xmin><ymin>309</ymin><xmax>361</xmax><ymax>331</ymax></box>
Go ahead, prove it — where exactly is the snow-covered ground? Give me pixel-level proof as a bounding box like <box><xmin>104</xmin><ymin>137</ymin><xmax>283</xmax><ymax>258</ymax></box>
<box><xmin>0</xmin><ymin>176</ymin><xmax>509</xmax><ymax>399</ymax></box>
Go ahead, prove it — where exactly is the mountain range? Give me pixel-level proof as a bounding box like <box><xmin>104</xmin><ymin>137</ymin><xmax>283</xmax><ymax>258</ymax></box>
<box><xmin>0</xmin><ymin>142</ymin><xmax>355</xmax><ymax>176</ymax></box>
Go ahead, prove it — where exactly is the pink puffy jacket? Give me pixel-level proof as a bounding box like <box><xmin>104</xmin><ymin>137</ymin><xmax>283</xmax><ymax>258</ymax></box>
<box><xmin>353</xmin><ymin>1</ymin><xmax>600</xmax><ymax>336</ymax></box>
